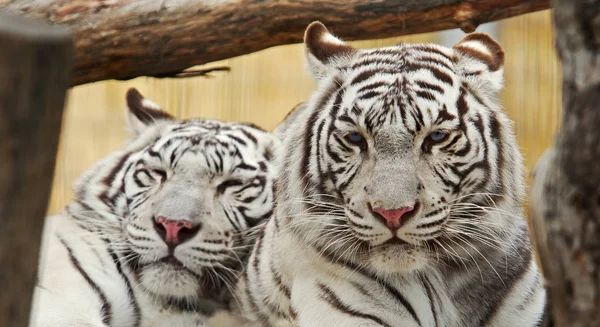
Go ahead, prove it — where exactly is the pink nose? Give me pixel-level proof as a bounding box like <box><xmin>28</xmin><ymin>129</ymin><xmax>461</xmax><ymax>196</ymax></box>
<box><xmin>370</xmin><ymin>205</ymin><xmax>414</xmax><ymax>230</ymax></box>
<box><xmin>154</xmin><ymin>216</ymin><xmax>199</xmax><ymax>248</ymax></box>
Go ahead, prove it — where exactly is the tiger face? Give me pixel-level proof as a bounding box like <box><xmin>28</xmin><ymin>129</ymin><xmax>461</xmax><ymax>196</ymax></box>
<box><xmin>281</xmin><ymin>23</ymin><xmax>524</xmax><ymax>275</ymax></box>
<box><xmin>73</xmin><ymin>89</ymin><xmax>279</xmax><ymax>303</ymax></box>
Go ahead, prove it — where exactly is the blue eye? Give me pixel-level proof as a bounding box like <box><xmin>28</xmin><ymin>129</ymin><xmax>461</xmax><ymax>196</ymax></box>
<box><xmin>344</xmin><ymin>132</ymin><xmax>367</xmax><ymax>150</ymax></box>
<box><xmin>428</xmin><ymin>131</ymin><xmax>448</xmax><ymax>143</ymax></box>
<box><xmin>346</xmin><ymin>132</ymin><xmax>363</xmax><ymax>143</ymax></box>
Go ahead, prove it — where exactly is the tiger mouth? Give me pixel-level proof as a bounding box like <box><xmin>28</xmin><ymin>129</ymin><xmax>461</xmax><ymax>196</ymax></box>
<box><xmin>381</xmin><ymin>237</ymin><xmax>412</xmax><ymax>247</ymax></box>
<box><xmin>156</xmin><ymin>256</ymin><xmax>232</xmax><ymax>295</ymax></box>
<box><xmin>354</xmin><ymin>237</ymin><xmax>416</xmax><ymax>254</ymax></box>
<box><xmin>160</xmin><ymin>255</ymin><xmax>186</xmax><ymax>268</ymax></box>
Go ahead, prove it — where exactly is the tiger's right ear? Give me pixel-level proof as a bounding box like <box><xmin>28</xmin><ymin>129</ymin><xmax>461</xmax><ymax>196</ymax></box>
<box><xmin>304</xmin><ymin>21</ymin><xmax>358</xmax><ymax>80</ymax></box>
<box><xmin>126</xmin><ymin>88</ymin><xmax>174</xmax><ymax>135</ymax></box>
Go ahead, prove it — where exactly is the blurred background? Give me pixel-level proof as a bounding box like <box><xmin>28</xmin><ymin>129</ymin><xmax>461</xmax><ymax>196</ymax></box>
<box><xmin>47</xmin><ymin>10</ymin><xmax>561</xmax><ymax>216</ymax></box>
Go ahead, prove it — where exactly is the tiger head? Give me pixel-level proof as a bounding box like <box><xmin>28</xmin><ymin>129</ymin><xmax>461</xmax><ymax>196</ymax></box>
<box><xmin>278</xmin><ymin>22</ymin><xmax>525</xmax><ymax>276</ymax></box>
<box><xmin>70</xmin><ymin>88</ymin><xmax>280</xmax><ymax>306</ymax></box>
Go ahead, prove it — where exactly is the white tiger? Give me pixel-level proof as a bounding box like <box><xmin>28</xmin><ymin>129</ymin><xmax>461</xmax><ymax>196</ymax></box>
<box><xmin>30</xmin><ymin>88</ymin><xmax>280</xmax><ymax>327</ymax></box>
<box><xmin>234</xmin><ymin>22</ymin><xmax>547</xmax><ymax>327</ymax></box>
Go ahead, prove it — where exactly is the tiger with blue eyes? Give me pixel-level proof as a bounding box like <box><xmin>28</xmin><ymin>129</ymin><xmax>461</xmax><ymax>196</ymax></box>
<box><xmin>235</xmin><ymin>22</ymin><xmax>547</xmax><ymax>327</ymax></box>
<box><xmin>31</xmin><ymin>88</ymin><xmax>280</xmax><ymax>327</ymax></box>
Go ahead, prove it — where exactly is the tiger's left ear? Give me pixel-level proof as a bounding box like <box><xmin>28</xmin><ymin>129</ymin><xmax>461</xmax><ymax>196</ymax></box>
<box><xmin>126</xmin><ymin>88</ymin><xmax>174</xmax><ymax>135</ymax></box>
<box><xmin>304</xmin><ymin>21</ymin><xmax>358</xmax><ymax>80</ymax></box>
<box><xmin>452</xmin><ymin>33</ymin><xmax>505</xmax><ymax>93</ymax></box>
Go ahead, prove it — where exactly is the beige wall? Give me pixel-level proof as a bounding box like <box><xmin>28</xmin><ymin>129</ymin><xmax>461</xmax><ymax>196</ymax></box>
<box><xmin>47</xmin><ymin>11</ymin><xmax>561</xmax><ymax>215</ymax></box>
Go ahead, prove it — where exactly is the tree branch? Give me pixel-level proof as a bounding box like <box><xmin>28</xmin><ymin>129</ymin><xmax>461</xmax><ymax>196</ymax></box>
<box><xmin>0</xmin><ymin>12</ymin><xmax>71</xmax><ymax>326</ymax></box>
<box><xmin>1</xmin><ymin>0</ymin><xmax>549</xmax><ymax>86</ymax></box>
<box><xmin>531</xmin><ymin>1</ymin><xmax>600</xmax><ymax>326</ymax></box>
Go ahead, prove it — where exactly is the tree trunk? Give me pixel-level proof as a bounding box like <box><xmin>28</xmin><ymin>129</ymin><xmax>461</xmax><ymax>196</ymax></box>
<box><xmin>0</xmin><ymin>13</ymin><xmax>72</xmax><ymax>326</ymax></box>
<box><xmin>1</xmin><ymin>0</ymin><xmax>549</xmax><ymax>86</ymax></box>
<box><xmin>530</xmin><ymin>0</ymin><xmax>600</xmax><ymax>326</ymax></box>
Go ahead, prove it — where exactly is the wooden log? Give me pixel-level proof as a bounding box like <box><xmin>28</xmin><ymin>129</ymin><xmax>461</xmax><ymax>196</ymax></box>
<box><xmin>1</xmin><ymin>0</ymin><xmax>549</xmax><ymax>86</ymax></box>
<box><xmin>0</xmin><ymin>13</ymin><xmax>72</xmax><ymax>326</ymax></box>
<box><xmin>530</xmin><ymin>0</ymin><xmax>600</xmax><ymax>326</ymax></box>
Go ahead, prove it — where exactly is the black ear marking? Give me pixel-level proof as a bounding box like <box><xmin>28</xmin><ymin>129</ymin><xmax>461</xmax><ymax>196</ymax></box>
<box><xmin>304</xmin><ymin>21</ymin><xmax>357</xmax><ymax>64</ymax></box>
<box><xmin>453</xmin><ymin>33</ymin><xmax>505</xmax><ymax>72</ymax></box>
<box><xmin>126</xmin><ymin>87</ymin><xmax>174</xmax><ymax>124</ymax></box>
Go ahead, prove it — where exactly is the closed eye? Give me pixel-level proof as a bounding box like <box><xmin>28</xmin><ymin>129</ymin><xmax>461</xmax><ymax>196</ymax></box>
<box><xmin>216</xmin><ymin>179</ymin><xmax>244</xmax><ymax>195</ymax></box>
<box><xmin>151</xmin><ymin>169</ymin><xmax>167</xmax><ymax>182</ymax></box>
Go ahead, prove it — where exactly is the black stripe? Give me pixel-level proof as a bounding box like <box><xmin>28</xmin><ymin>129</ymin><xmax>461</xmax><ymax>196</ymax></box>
<box><xmin>413</xmin><ymin>56</ymin><xmax>454</xmax><ymax>72</ymax></box>
<box><xmin>147</xmin><ymin>148</ymin><xmax>162</xmax><ymax>160</ymax></box>
<box><xmin>347</xmin><ymin>216</ymin><xmax>373</xmax><ymax>230</ymax></box>
<box><xmin>105</xmin><ymin>240</ymin><xmax>141</xmax><ymax>327</ymax></box>
<box><xmin>270</xmin><ymin>263</ymin><xmax>291</xmax><ymax>299</ymax></box>
<box><xmin>318</xmin><ymin>283</ymin><xmax>392</xmax><ymax>327</ymax></box>
<box><xmin>242</xmin><ymin>230</ymin><xmax>271</xmax><ymax>325</ymax></box>
<box><xmin>410</xmin><ymin>45</ymin><xmax>453</xmax><ymax>61</ymax></box>
<box><xmin>488</xmin><ymin>112</ymin><xmax>505</xmax><ymax>204</ymax></box>
<box><xmin>370</xmin><ymin>48</ymin><xmax>404</xmax><ymax>56</ymax></box>
<box><xmin>313</xmin><ymin>244</ymin><xmax>421</xmax><ymax>326</ymax></box>
<box><xmin>351</xmin><ymin>58</ymin><xmax>399</xmax><ymax>69</ymax></box>
<box><xmin>59</xmin><ymin>237</ymin><xmax>112</xmax><ymax>326</ymax></box>
<box><xmin>239</xmin><ymin>128</ymin><xmax>258</xmax><ymax>144</ymax></box>
<box><xmin>357</xmin><ymin>81</ymin><xmax>387</xmax><ymax>94</ymax></box>
<box><xmin>102</xmin><ymin>153</ymin><xmax>130</xmax><ymax>186</ymax></box>
<box><xmin>479</xmin><ymin>228</ymin><xmax>535</xmax><ymax>325</ymax></box>
<box><xmin>300</xmin><ymin>83</ymin><xmax>334</xmax><ymax>199</ymax></box>
<box><xmin>416</xmin><ymin>90</ymin><xmax>437</xmax><ymax>101</ymax></box>
<box><xmin>420</xmin><ymin>275</ymin><xmax>439</xmax><ymax>327</ymax></box>
<box><xmin>228</xmin><ymin>134</ymin><xmax>247</xmax><ymax>146</ymax></box>
<box><xmin>415</xmin><ymin>80</ymin><xmax>444</xmax><ymax>94</ymax></box>
<box><xmin>350</xmin><ymin>69</ymin><xmax>378</xmax><ymax>85</ymax></box>
<box><xmin>404</xmin><ymin>63</ymin><xmax>454</xmax><ymax>86</ymax></box>
<box><xmin>223</xmin><ymin>207</ymin><xmax>241</xmax><ymax>231</ymax></box>
<box><xmin>359</xmin><ymin>90</ymin><xmax>382</xmax><ymax>100</ymax></box>
<box><xmin>133</xmin><ymin>169</ymin><xmax>151</xmax><ymax>187</ymax></box>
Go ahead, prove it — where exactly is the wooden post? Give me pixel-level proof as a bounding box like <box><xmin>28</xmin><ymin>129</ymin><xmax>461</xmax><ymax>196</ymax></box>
<box><xmin>0</xmin><ymin>13</ymin><xmax>72</xmax><ymax>326</ymax></box>
<box><xmin>531</xmin><ymin>0</ymin><xmax>600</xmax><ymax>326</ymax></box>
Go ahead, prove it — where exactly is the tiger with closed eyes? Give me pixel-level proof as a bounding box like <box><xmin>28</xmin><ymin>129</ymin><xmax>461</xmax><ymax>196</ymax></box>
<box><xmin>235</xmin><ymin>22</ymin><xmax>547</xmax><ymax>327</ymax></box>
<box><xmin>30</xmin><ymin>88</ymin><xmax>280</xmax><ymax>327</ymax></box>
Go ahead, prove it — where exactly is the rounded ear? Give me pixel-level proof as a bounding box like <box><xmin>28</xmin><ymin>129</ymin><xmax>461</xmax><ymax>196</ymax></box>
<box><xmin>126</xmin><ymin>88</ymin><xmax>174</xmax><ymax>135</ymax></box>
<box><xmin>262</xmin><ymin>132</ymin><xmax>282</xmax><ymax>166</ymax></box>
<box><xmin>245</xmin><ymin>125</ymin><xmax>282</xmax><ymax>169</ymax></box>
<box><xmin>304</xmin><ymin>21</ymin><xmax>358</xmax><ymax>80</ymax></box>
<box><xmin>452</xmin><ymin>33</ymin><xmax>505</xmax><ymax>93</ymax></box>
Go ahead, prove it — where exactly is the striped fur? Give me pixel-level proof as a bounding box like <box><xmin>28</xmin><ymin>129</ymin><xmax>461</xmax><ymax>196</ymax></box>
<box><xmin>235</xmin><ymin>22</ymin><xmax>546</xmax><ymax>327</ymax></box>
<box><xmin>30</xmin><ymin>89</ymin><xmax>280</xmax><ymax>327</ymax></box>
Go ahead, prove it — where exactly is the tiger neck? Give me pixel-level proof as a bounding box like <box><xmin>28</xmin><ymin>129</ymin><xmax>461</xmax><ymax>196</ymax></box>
<box><xmin>65</xmin><ymin>195</ymin><xmax>128</xmax><ymax>243</ymax></box>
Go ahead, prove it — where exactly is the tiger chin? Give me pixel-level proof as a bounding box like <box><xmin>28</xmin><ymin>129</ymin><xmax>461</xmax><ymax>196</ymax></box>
<box><xmin>235</xmin><ymin>22</ymin><xmax>547</xmax><ymax>327</ymax></box>
<box><xmin>30</xmin><ymin>89</ymin><xmax>280</xmax><ymax>327</ymax></box>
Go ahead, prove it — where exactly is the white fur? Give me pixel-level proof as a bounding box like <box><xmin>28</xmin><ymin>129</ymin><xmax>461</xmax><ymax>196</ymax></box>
<box><xmin>235</xmin><ymin>27</ymin><xmax>546</xmax><ymax>327</ymax></box>
<box><xmin>31</xmin><ymin>92</ymin><xmax>280</xmax><ymax>327</ymax></box>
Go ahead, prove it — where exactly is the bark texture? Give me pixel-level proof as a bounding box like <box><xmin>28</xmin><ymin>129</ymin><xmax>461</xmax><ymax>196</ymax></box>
<box><xmin>530</xmin><ymin>1</ymin><xmax>600</xmax><ymax>326</ymax></box>
<box><xmin>0</xmin><ymin>0</ymin><xmax>549</xmax><ymax>86</ymax></box>
<box><xmin>0</xmin><ymin>12</ymin><xmax>72</xmax><ymax>326</ymax></box>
